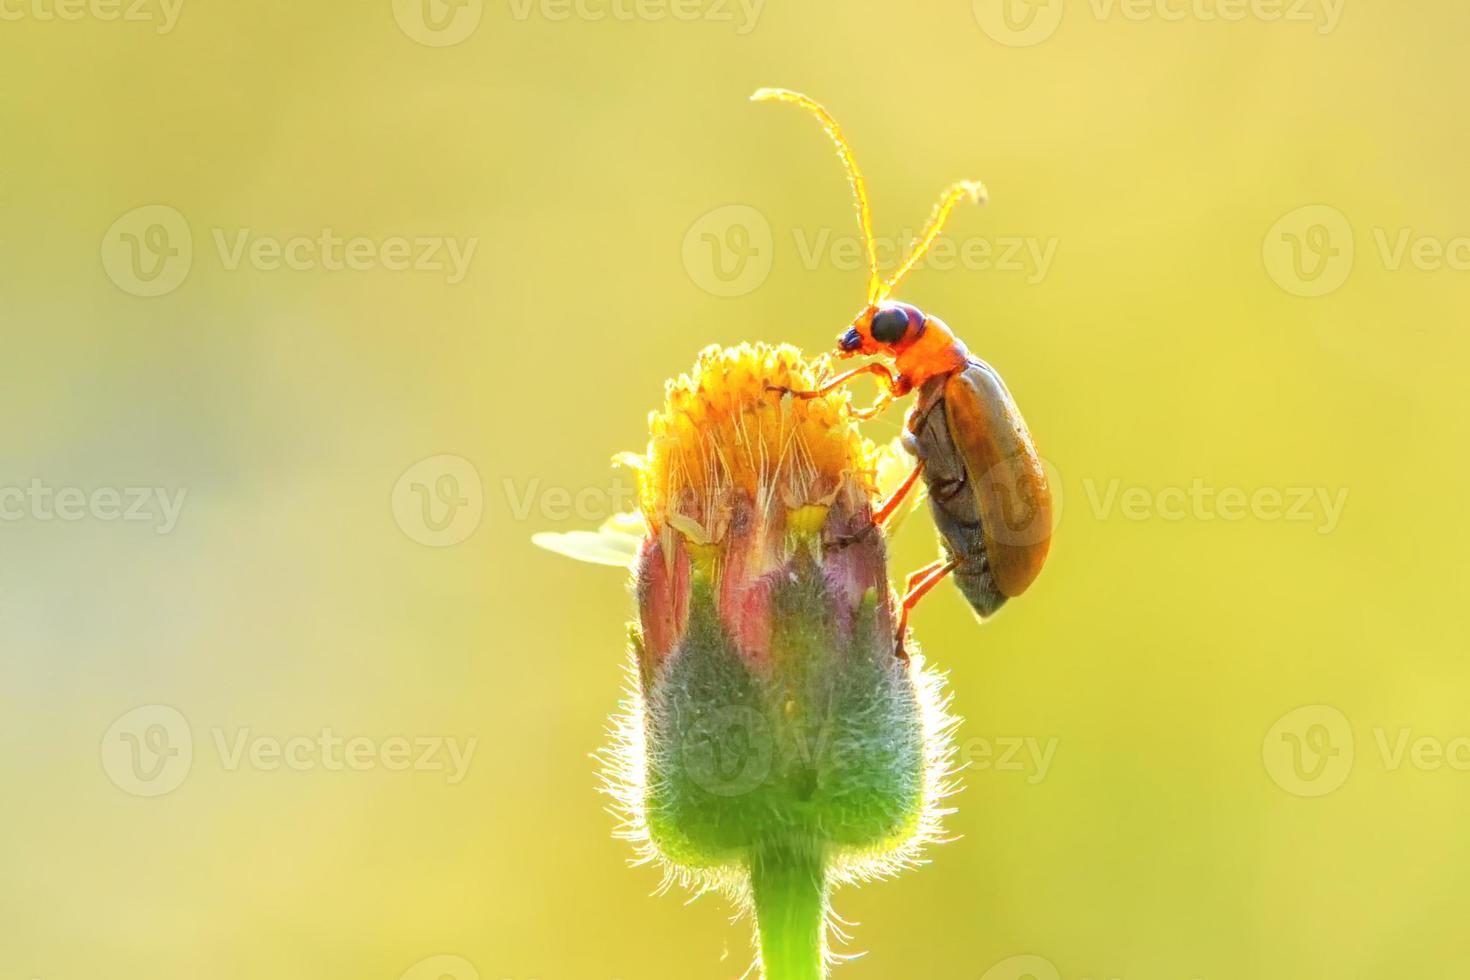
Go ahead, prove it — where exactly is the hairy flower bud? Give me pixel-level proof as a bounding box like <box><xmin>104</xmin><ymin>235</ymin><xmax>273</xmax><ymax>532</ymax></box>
<box><xmin>587</xmin><ymin>344</ymin><xmax>959</xmax><ymax>978</ymax></box>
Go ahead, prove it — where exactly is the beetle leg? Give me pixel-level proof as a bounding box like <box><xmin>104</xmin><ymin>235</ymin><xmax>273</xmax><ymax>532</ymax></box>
<box><xmin>824</xmin><ymin>460</ymin><xmax>925</xmax><ymax>552</ymax></box>
<box><xmin>849</xmin><ymin>390</ymin><xmax>893</xmax><ymax>421</ymax></box>
<box><xmin>819</xmin><ymin>362</ymin><xmax>899</xmax><ymax>395</ymax></box>
<box><xmin>871</xmin><ymin>460</ymin><xmax>924</xmax><ymax>527</ymax></box>
<box><xmin>894</xmin><ymin>558</ymin><xmax>960</xmax><ymax>660</ymax></box>
<box><xmin>767</xmin><ymin>363</ymin><xmax>901</xmax><ymax>419</ymax></box>
<box><xmin>902</xmin><ymin>559</ymin><xmax>949</xmax><ymax>594</ymax></box>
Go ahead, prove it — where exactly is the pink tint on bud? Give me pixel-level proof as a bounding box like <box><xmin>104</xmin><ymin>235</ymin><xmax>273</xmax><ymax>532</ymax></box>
<box><xmin>636</xmin><ymin>535</ymin><xmax>690</xmax><ymax>672</ymax></box>
<box><xmin>720</xmin><ymin>571</ymin><xmax>777</xmax><ymax>667</ymax></box>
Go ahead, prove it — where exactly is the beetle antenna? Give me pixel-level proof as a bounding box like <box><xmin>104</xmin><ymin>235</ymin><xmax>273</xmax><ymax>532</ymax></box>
<box><xmin>752</xmin><ymin>88</ymin><xmax>883</xmax><ymax>304</ymax></box>
<box><xmin>879</xmin><ymin>180</ymin><xmax>988</xmax><ymax>300</ymax></box>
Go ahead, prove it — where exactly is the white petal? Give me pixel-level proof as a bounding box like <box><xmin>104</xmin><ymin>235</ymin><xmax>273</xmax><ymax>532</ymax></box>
<box><xmin>532</xmin><ymin>529</ymin><xmax>640</xmax><ymax>568</ymax></box>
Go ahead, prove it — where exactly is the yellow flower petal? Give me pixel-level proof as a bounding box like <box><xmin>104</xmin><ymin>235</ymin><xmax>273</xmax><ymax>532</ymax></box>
<box><xmin>633</xmin><ymin>343</ymin><xmax>878</xmax><ymax>541</ymax></box>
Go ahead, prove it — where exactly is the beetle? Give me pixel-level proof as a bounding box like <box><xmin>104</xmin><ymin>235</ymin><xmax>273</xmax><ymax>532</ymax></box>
<box><xmin>753</xmin><ymin>88</ymin><xmax>1053</xmax><ymax>657</ymax></box>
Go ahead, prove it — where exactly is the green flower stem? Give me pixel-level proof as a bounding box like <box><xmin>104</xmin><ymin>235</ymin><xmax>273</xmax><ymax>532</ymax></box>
<box><xmin>750</xmin><ymin>841</ymin><xmax>827</xmax><ymax>980</ymax></box>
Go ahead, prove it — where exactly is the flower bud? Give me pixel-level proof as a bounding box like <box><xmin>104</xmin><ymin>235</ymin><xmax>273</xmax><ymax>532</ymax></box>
<box><xmin>595</xmin><ymin>344</ymin><xmax>958</xmax><ymax>978</ymax></box>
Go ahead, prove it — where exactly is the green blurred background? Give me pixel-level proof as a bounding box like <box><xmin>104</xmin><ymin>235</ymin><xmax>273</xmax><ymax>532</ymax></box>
<box><xmin>3</xmin><ymin>1</ymin><xmax>1468</xmax><ymax>977</ymax></box>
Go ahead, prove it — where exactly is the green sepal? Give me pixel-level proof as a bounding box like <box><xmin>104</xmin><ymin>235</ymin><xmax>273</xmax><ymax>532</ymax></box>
<box><xmin>642</xmin><ymin>555</ymin><xmax>924</xmax><ymax>871</ymax></box>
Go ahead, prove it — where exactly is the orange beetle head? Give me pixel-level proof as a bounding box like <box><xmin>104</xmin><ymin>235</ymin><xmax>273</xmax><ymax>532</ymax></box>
<box><xmin>837</xmin><ymin>301</ymin><xmax>927</xmax><ymax>360</ymax></box>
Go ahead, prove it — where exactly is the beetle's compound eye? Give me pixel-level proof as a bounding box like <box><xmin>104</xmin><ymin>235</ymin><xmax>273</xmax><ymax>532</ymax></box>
<box><xmin>870</xmin><ymin>307</ymin><xmax>909</xmax><ymax>345</ymax></box>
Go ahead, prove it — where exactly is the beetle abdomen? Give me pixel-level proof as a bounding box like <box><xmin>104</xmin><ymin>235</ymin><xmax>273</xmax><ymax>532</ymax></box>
<box><xmin>952</xmin><ymin>551</ymin><xmax>1008</xmax><ymax>619</ymax></box>
<box><xmin>934</xmin><ymin>513</ymin><xmax>1008</xmax><ymax>619</ymax></box>
<box><xmin>942</xmin><ymin>360</ymin><xmax>1052</xmax><ymax>599</ymax></box>
<box><xmin>904</xmin><ymin>379</ymin><xmax>1010</xmax><ymax>621</ymax></box>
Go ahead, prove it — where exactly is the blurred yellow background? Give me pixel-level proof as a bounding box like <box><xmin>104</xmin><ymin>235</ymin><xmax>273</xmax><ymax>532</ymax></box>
<box><xmin>3</xmin><ymin>1</ymin><xmax>1469</xmax><ymax>978</ymax></box>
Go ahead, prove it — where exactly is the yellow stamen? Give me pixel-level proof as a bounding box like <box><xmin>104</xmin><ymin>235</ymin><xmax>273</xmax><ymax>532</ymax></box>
<box><xmin>632</xmin><ymin>343</ymin><xmax>877</xmax><ymax>547</ymax></box>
